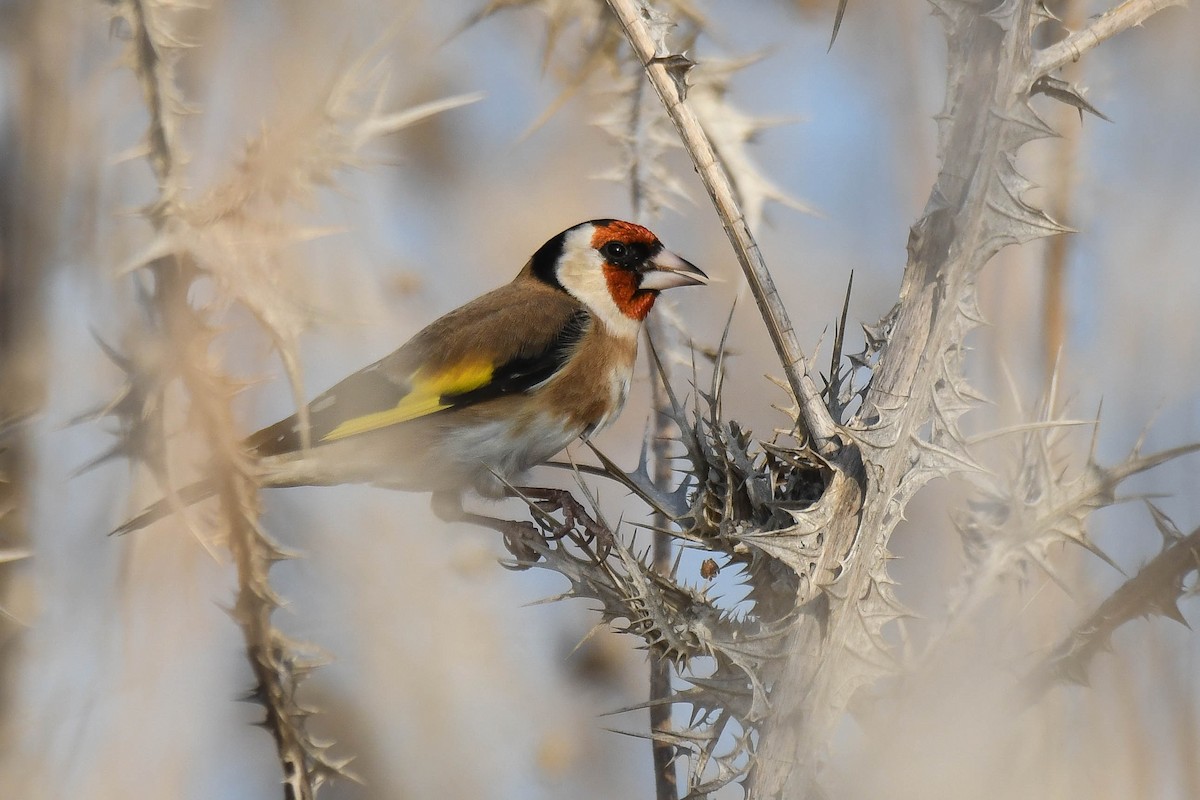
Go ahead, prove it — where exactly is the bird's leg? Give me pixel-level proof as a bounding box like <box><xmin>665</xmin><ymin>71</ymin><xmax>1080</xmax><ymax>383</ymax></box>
<box><xmin>427</xmin><ymin>489</ymin><xmax>615</xmax><ymax>566</ymax></box>
<box><xmin>430</xmin><ymin>491</ymin><xmax>542</xmax><ymax>567</ymax></box>
<box><xmin>509</xmin><ymin>486</ymin><xmax>614</xmax><ymax>562</ymax></box>
<box><xmin>508</xmin><ymin>487</ymin><xmax>576</xmax><ymax>539</ymax></box>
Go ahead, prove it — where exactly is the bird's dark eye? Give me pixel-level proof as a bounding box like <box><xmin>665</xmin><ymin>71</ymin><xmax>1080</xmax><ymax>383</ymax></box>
<box><xmin>602</xmin><ymin>241</ymin><xmax>628</xmax><ymax>262</ymax></box>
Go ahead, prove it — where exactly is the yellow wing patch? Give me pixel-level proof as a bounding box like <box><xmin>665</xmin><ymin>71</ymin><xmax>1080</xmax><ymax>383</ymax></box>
<box><xmin>321</xmin><ymin>361</ymin><xmax>494</xmax><ymax>442</ymax></box>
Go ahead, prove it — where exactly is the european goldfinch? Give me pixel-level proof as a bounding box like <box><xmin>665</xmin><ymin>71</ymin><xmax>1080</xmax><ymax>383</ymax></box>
<box><xmin>118</xmin><ymin>219</ymin><xmax>706</xmax><ymax>536</ymax></box>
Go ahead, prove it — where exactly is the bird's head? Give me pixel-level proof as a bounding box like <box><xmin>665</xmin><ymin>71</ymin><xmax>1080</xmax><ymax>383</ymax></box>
<box><xmin>529</xmin><ymin>219</ymin><xmax>707</xmax><ymax>336</ymax></box>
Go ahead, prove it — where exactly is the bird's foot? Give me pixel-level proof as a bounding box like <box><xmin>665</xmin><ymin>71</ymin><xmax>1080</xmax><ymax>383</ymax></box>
<box><xmin>432</xmin><ymin>492</ymin><xmax>546</xmax><ymax>569</ymax></box>
<box><xmin>514</xmin><ymin>487</ymin><xmax>614</xmax><ymax>563</ymax></box>
<box><xmin>433</xmin><ymin>488</ymin><xmax>616</xmax><ymax>569</ymax></box>
<box><xmin>499</xmin><ymin>520</ymin><xmax>543</xmax><ymax>570</ymax></box>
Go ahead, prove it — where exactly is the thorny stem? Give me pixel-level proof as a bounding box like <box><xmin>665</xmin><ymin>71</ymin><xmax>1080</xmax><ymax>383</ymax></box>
<box><xmin>752</xmin><ymin>0</ymin><xmax>1189</xmax><ymax>793</ymax></box>
<box><xmin>646</xmin><ymin>338</ymin><xmax>678</xmax><ymax>800</ymax></box>
<box><xmin>118</xmin><ymin>2</ymin><xmax>321</xmax><ymax>796</ymax></box>
<box><xmin>1022</xmin><ymin>524</ymin><xmax>1200</xmax><ymax>701</ymax></box>
<box><xmin>1031</xmin><ymin>0</ymin><xmax>1186</xmax><ymax>77</ymax></box>
<box><xmin>604</xmin><ymin>0</ymin><xmax>840</xmax><ymax>455</ymax></box>
<box><xmin>628</xmin><ymin>61</ymin><xmax>678</xmax><ymax>800</ymax></box>
<box><xmin>122</xmin><ymin>0</ymin><xmax>176</xmax><ymax>192</ymax></box>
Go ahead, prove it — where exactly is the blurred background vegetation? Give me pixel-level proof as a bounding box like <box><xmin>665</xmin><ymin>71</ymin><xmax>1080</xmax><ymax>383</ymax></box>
<box><xmin>0</xmin><ymin>1</ymin><xmax>1197</xmax><ymax>797</ymax></box>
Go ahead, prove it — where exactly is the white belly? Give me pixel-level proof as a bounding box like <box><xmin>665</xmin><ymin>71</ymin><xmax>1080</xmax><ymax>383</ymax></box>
<box><xmin>443</xmin><ymin>415</ymin><xmax>582</xmax><ymax>497</ymax></box>
<box><xmin>433</xmin><ymin>364</ymin><xmax>634</xmax><ymax>497</ymax></box>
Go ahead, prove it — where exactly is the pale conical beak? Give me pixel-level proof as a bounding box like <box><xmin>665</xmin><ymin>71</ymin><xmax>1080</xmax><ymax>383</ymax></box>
<box><xmin>639</xmin><ymin>249</ymin><xmax>708</xmax><ymax>291</ymax></box>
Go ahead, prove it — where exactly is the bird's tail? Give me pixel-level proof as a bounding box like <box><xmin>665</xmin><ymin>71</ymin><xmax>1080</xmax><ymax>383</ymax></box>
<box><xmin>111</xmin><ymin>478</ymin><xmax>218</xmax><ymax>536</ymax></box>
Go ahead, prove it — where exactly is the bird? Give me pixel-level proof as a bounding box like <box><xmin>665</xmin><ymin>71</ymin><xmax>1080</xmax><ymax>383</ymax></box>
<box><xmin>116</xmin><ymin>219</ymin><xmax>707</xmax><ymax>552</ymax></box>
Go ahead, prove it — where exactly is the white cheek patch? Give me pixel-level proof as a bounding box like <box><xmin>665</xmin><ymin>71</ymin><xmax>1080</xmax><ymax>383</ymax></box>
<box><xmin>556</xmin><ymin>227</ymin><xmax>641</xmax><ymax>340</ymax></box>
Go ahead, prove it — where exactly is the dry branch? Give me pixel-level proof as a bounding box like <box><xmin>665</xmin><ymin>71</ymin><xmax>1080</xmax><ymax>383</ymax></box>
<box><xmin>1032</xmin><ymin>0</ymin><xmax>1187</xmax><ymax>77</ymax></box>
<box><xmin>604</xmin><ymin>0</ymin><xmax>839</xmax><ymax>453</ymax></box>
<box><xmin>597</xmin><ymin>0</ymin><xmax>1194</xmax><ymax>797</ymax></box>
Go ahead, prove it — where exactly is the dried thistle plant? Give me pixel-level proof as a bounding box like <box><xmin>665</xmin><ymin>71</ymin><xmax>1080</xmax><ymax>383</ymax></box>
<box><xmin>8</xmin><ymin>0</ymin><xmax>1192</xmax><ymax>798</ymax></box>
<box><xmin>480</xmin><ymin>0</ymin><xmax>1199</xmax><ymax>798</ymax></box>
<box><xmin>98</xmin><ymin>2</ymin><xmax>480</xmax><ymax>797</ymax></box>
